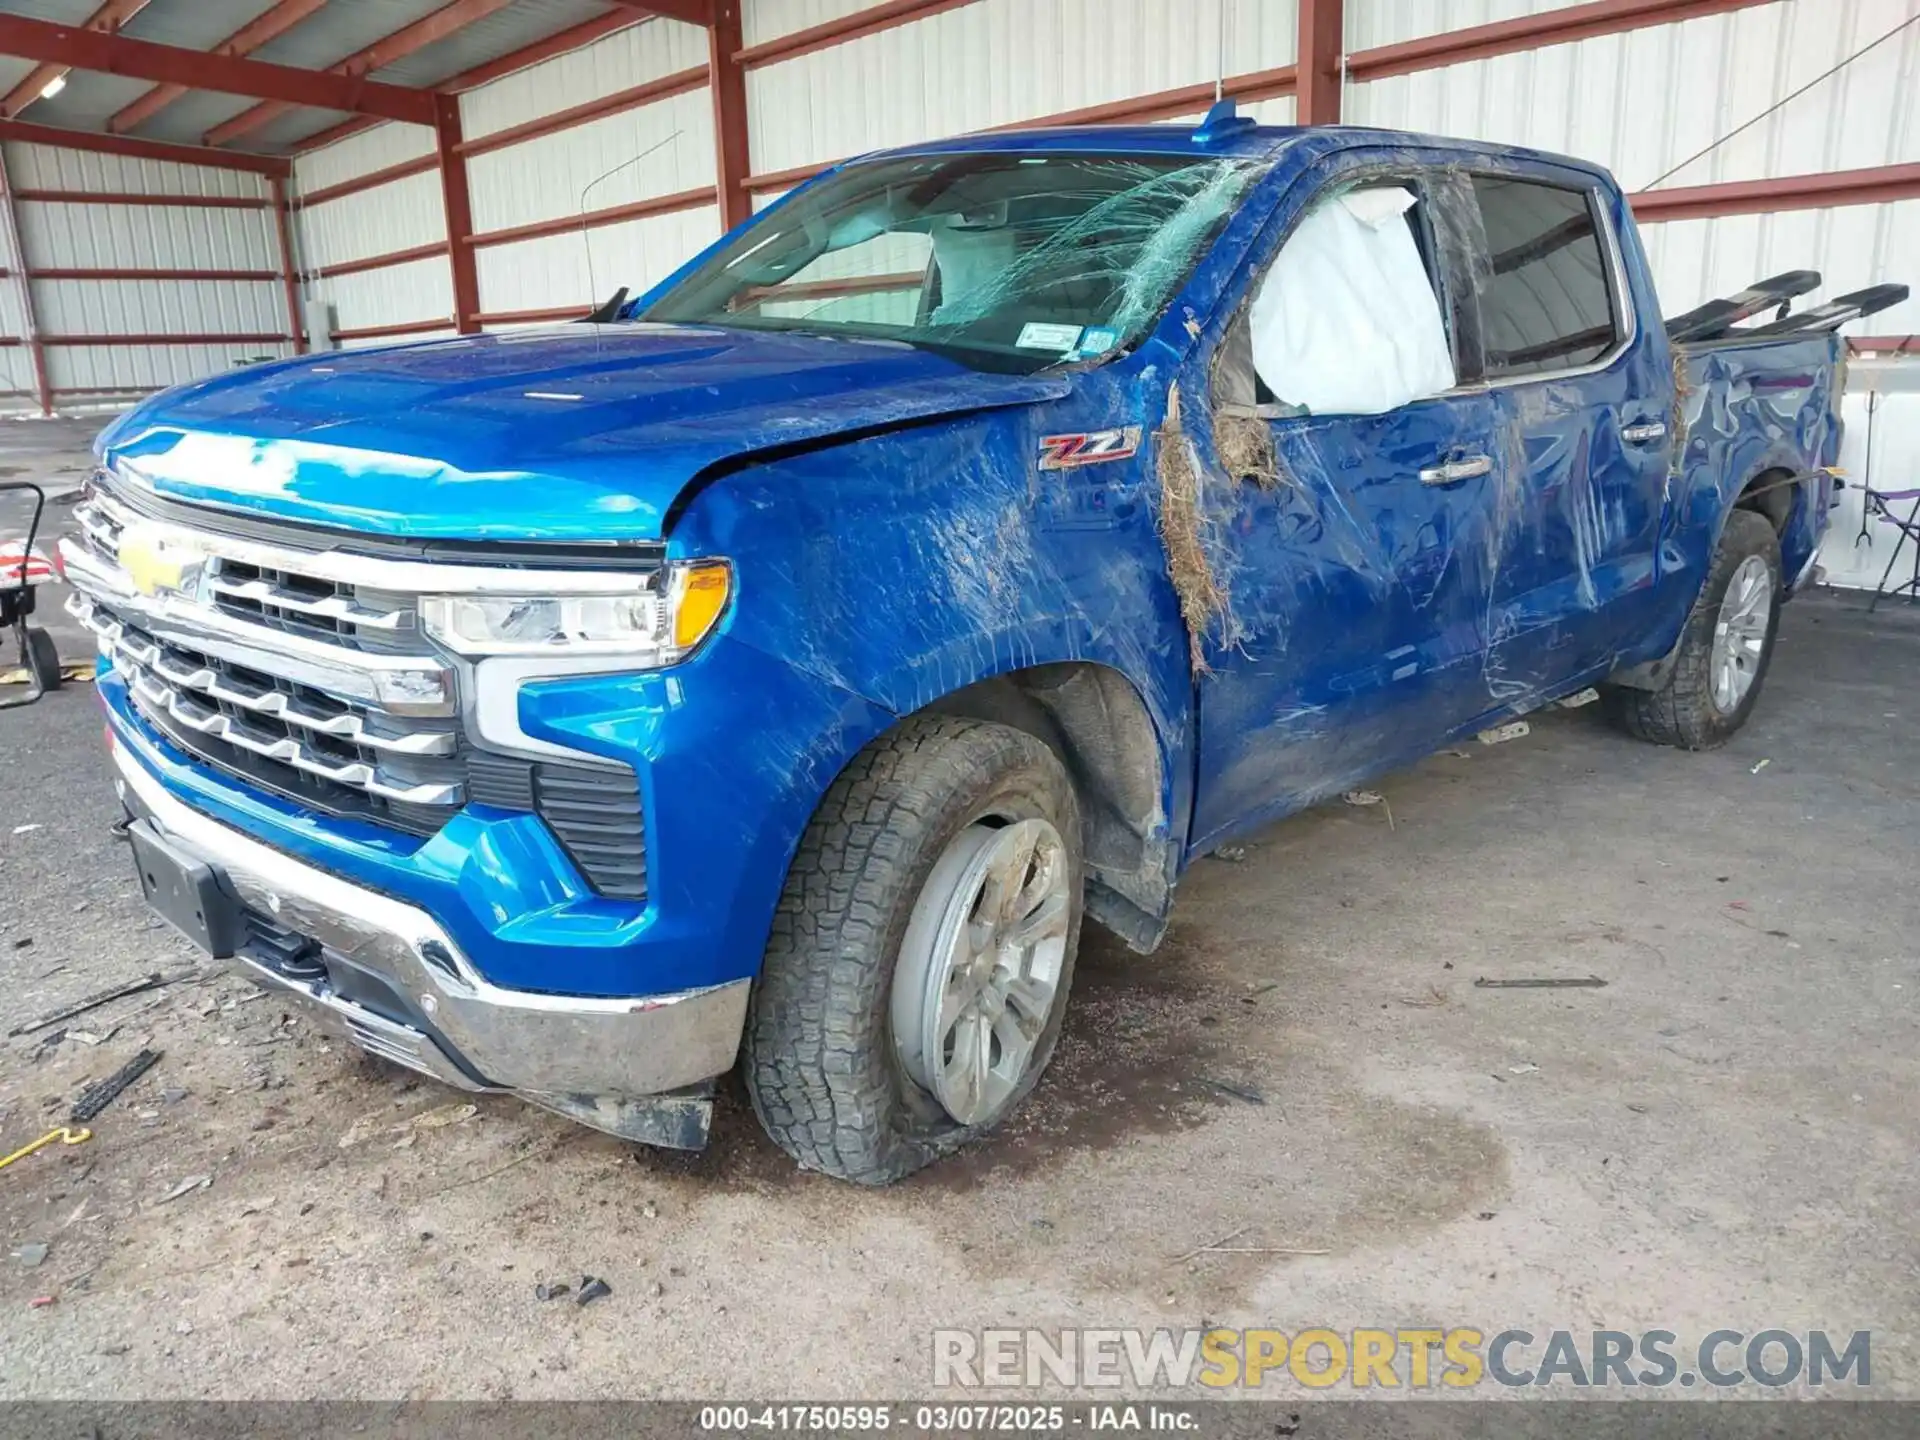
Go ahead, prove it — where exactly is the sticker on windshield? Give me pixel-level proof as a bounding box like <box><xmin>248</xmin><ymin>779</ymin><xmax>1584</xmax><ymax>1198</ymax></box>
<box><xmin>1016</xmin><ymin>322</ymin><xmax>1085</xmax><ymax>352</ymax></box>
<box><xmin>1038</xmin><ymin>427</ymin><xmax>1143</xmax><ymax>470</ymax></box>
<box><xmin>1072</xmin><ymin>326</ymin><xmax>1121</xmax><ymax>359</ymax></box>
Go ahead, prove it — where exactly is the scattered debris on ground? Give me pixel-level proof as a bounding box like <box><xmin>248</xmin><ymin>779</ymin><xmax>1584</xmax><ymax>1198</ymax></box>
<box><xmin>156</xmin><ymin>1175</ymin><xmax>211</xmax><ymax>1205</ymax></box>
<box><xmin>1477</xmin><ymin>720</ymin><xmax>1531</xmax><ymax>746</ymax></box>
<box><xmin>576</xmin><ymin>1277</ymin><xmax>612</xmax><ymax>1307</ymax></box>
<box><xmin>1199</xmin><ymin>1078</ymin><xmax>1265</xmax><ymax>1106</ymax></box>
<box><xmin>1342</xmin><ymin>789</ymin><xmax>1395</xmax><ymax>829</ymax></box>
<box><xmin>10</xmin><ymin>973</ymin><xmax>183</xmax><ymax>1037</ymax></box>
<box><xmin>70</xmin><ymin>1049</ymin><xmax>163</xmax><ymax>1122</ymax></box>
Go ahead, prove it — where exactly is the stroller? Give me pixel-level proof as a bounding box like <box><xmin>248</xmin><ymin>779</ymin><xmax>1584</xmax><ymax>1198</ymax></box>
<box><xmin>0</xmin><ymin>481</ymin><xmax>63</xmax><ymax>709</ymax></box>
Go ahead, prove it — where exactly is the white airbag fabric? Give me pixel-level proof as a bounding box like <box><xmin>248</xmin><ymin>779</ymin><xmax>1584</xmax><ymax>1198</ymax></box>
<box><xmin>1249</xmin><ymin>186</ymin><xmax>1457</xmax><ymax>416</ymax></box>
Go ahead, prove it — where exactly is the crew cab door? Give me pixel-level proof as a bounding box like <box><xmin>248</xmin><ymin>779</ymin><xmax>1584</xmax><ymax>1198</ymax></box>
<box><xmin>1461</xmin><ymin>168</ymin><xmax>1671</xmax><ymax>698</ymax></box>
<box><xmin>1188</xmin><ymin>159</ymin><xmax>1508</xmax><ymax>851</ymax></box>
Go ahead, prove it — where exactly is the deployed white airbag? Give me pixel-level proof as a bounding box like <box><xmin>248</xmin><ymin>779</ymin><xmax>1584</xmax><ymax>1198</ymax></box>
<box><xmin>1249</xmin><ymin>186</ymin><xmax>1457</xmax><ymax>416</ymax></box>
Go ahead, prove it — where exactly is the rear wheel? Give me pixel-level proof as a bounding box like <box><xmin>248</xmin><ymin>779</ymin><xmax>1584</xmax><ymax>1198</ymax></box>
<box><xmin>743</xmin><ymin>716</ymin><xmax>1083</xmax><ymax>1184</ymax></box>
<box><xmin>1604</xmin><ymin>509</ymin><xmax>1781</xmax><ymax>749</ymax></box>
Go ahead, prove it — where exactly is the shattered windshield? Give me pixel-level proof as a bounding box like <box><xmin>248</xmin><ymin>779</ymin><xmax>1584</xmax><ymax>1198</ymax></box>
<box><xmin>640</xmin><ymin>152</ymin><xmax>1260</xmax><ymax>373</ymax></box>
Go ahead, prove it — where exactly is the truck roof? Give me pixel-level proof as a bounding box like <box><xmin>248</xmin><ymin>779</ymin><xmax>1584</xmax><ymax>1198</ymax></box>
<box><xmin>835</xmin><ymin>121</ymin><xmax>1614</xmax><ymax>188</ymax></box>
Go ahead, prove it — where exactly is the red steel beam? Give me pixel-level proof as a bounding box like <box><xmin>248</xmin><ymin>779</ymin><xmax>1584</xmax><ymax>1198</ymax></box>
<box><xmin>0</xmin><ymin>118</ymin><xmax>288</xmax><ymax>176</ymax></box>
<box><xmin>708</xmin><ymin>0</ymin><xmax>751</xmax><ymax>231</ymax></box>
<box><xmin>1850</xmin><ymin>337</ymin><xmax>1919</xmax><ymax>355</ymax></box>
<box><xmin>298</xmin><ymin>4</ymin><xmax>652</xmax><ymax>154</ymax></box>
<box><xmin>207</xmin><ymin>0</ymin><xmax>518</xmax><ymax>148</ymax></box>
<box><xmin>736</xmin><ymin>0</ymin><xmax>979</xmax><ymax>67</ymax></box>
<box><xmin>1632</xmin><ymin>163</ymin><xmax>1920</xmax><ymax>223</ymax></box>
<box><xmin>0</xmin><ymin>14</ymin><xmax>437</xmax><ymax>125</ymax></box>
<box><xmin>602</xmin><ymin>0</ymin><xmax>714</xmax><ymax>24</ymax></box>
<box><xmin>41</xmin><ymin>332</ymin><xmax>293</xmax><ymax>346</ymax></box>
<box><xmin>1346</xmin><ymin>0</ymin><xmax>1777</xmax><ymax>82</ymax></box>
<box><xmin>305</xmin><ymin>242</ymin><xmax>450</xmax><ymax>282</ymax></box>
<box><xmin>457</xmin><ymin>66</ymin><xmax>706</xmax><ymax>158</ymax></box>
<box><xmin>297</xmin><ymin>154</ymin><xmax>439</xmax><ymax>208</ymax></box>
<box><xmin>13</xmin><ymin>188</ymin><xmax>269</xmax><ymax>210</ymax></box>
<box><xmin>434</xmin><ymin>95</ymin><xmax>481</xmax><ymax>335</ymax></box>
<box><xmin>443</xmin><ymin>11</ymin><xmax>643</xmax><ymax>92</ymax></box>
<box><xmin>330</xmin><ymin>317</ymin><xmax>452</xmax><ymax>342</ymax></box>
<box><xmin>471</xmin><ymin>305</ymin><xmax>593</xmax><ymax>326</ymax></box>
<box><xmin>109</xmin><ymin>0</ymin><xmax>329</xmax><ymax>136</ymax></box>
<box><xmin>289</xmin><ymin>9</ymin><xmax>667</xmax><ymax>158</ymax></box>
<box><xmin>1295</xmin><ymin>0</ymin><xmax>1344</xmax><ymax>125</ymax></box>
<box><xmin>270</xmin><ymin>175</ymin><xmax>306</xmax><ymax>354</ymax></box>
<box><xmin>466</xmin><ymin>184</ymin><xmax>715</xmax><ymax>249</ymax></box>
<box><xmin>32</xmin><ymin>266</ymin><xmax>279</xmax><ymax>280</ymax></box>
<box><xmin>744</xmin><ymin>62</ymin><xmax>1300</xmax><ymax>194</ymax></box>
<box><xmin>0</xmin><ymin>0</ymin><xmax>151</xmax><ymax>121</ymax></box>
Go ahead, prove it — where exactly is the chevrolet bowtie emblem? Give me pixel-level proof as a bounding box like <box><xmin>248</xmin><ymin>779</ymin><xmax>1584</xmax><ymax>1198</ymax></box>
<box><xmin>118</xmin><ymin>524</ymin><xmax>204</xmax><ymax>600</ymax></box>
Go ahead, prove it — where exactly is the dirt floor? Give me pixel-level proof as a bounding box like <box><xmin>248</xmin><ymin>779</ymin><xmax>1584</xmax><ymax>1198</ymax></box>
<box><xmin>0</xmin><ymin>416</ymin><xmax>1916</xmax><ymax>1401</ymax></box>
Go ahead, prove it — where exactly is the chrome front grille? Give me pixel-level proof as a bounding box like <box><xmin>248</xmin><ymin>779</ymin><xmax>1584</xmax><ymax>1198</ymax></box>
<box><xmin>73</xmin><ymin>493</ymin><xmax>417</xmax><ymax>654</ymax></box>
<box><xmin>63</xmin><ymin>482</ymin><xmax>465</xmax><ymax>836</ymax></box>
<box><xmin>64</xmin><ymin>472</ymin><xmax>656</xmax><ymax>892</ymax></box>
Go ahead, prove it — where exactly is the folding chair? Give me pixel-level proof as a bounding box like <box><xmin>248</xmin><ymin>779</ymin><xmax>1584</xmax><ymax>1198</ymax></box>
<box><xmin>1861</xmin><ymin>486</ymin><xmax>1920</xmax><ymax>612</ymax></box>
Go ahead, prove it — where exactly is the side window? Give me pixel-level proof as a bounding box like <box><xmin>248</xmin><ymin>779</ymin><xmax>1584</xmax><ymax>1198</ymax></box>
<box><xmin>1470</xmin><ymin>176</ymin><xmax>1620</xmax><ymax>378</ymax></box>
<box><xmin>1237</xmin><ymin>183</ymin><xmax>1458</xmax><ymax>417</ymax></box>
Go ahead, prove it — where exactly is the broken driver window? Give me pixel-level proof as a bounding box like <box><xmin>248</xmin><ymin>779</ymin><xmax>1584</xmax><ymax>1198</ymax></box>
<box><xmin>1246</xmin><ymin>184</ymin><xmax>1457</xmax><ymax>416</ymax></box>
<box><xmin>641</xmin><ymin>152</ymin><xmax>1261</xmax><ymax>374</ymax></box>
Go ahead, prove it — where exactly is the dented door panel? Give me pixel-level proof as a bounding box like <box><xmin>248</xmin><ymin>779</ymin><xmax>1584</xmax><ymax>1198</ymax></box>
<box><xmin>1188</xmin><ymin>391</ymin><xmax>1509</xmax><ymax>849</ymax></box>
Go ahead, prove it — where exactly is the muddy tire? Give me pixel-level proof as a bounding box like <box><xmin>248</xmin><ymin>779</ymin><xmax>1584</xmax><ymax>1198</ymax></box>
<box><xmin>1604</xmin><ymin>509</ymin><xmax>1781</xmax><ymax>750</ymax></box>
<box><xmin>743</xmin><ymin>716</ymin><xmax>1084</xmax><ymax>1185</ymax></box>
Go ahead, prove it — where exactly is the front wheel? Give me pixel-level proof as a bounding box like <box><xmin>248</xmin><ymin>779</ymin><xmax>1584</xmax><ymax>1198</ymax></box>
<box><xmin>1604</xmin><ymin>508</ymin><xmax>1782</xmax><ymax>749</ymax></box>
<box><xmin>744</xmin><ymin>716</ymin><xmax>1084</xmax><ymax>1184</ymax></box>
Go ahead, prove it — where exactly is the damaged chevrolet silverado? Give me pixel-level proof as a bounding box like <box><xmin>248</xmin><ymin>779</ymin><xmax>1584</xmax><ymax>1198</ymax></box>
<box><xmin>63</xmin><ymin>111</ymin><xmax>1901</xmax><ymax>1183</ymax></box>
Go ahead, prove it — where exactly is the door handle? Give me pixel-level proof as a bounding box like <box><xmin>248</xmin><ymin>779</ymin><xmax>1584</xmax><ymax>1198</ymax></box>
<box><xmin>1418</xmin><ymin>455</ymin><xmax>1493</xmax><ymax>486</ymax></box>
<box><xmin>1622</xmin><ymin>420</ymin><xmax>1668</xmax><ymax>444</ymax></box>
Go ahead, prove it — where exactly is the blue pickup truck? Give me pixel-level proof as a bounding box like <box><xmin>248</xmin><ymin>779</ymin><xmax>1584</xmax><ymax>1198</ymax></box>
<box><xmin>63</xmin><ymin>113</ymin><xmax>1877</xmax><ymax>1184</ymax></box>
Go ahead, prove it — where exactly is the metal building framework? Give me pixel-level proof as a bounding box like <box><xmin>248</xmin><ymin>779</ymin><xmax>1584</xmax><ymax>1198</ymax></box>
<box><xmin>0</xmin><ymin>0</ymin><xmax>1914</xmax><ymax>407</ymax></box>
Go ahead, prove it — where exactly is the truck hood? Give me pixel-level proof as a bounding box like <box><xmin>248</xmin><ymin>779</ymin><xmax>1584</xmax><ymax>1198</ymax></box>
<box><xmin>96</xmin><ymin>324</ymin><xmax>1071</xmax><ymax>543</ymax></box>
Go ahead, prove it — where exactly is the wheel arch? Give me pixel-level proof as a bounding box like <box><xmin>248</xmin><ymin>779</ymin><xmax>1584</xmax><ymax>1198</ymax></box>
<box><xmin>911</xmin><ymin>661</ymin><xmax>1180</xmax><ymax>953</ymax></box>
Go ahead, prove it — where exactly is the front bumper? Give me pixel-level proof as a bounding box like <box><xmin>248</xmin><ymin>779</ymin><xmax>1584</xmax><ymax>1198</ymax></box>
<box><xmin>112</xmin><ymin>731</ymin><xmax>748</xmax><ymax>1146</ymax></box>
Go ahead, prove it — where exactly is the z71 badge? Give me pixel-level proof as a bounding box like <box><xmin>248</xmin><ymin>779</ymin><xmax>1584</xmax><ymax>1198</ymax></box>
<box><xmin>1038</xmin><ymin>427</ymin><xmax>1143</xmax><ymax>471</ymax></box>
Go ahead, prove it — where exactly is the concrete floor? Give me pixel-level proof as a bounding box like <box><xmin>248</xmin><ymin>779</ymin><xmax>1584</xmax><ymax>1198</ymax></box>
<box><xmin>0</xmin><ymin>414</ymin><xmax>1916</xmax><ymax>1401</ymax></box>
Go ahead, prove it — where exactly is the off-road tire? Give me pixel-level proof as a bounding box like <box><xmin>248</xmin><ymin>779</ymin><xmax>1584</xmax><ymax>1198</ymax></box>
<box><xmin>743</xmin><ymin>716</ymin><xmax>1083</xmax><ymax>1185</ymax></box>
<box><xmin>1604</xmin><ymin>509</ymin><xmax>1781</xmax><ymax>749</ymax></box>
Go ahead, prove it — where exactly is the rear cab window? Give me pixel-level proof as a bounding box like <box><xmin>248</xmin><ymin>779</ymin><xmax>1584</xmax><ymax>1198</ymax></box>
<box><xmin>1468</xmin><ymin>174</ymin><xmax>1625</xmax><ymax>379</ymax></box>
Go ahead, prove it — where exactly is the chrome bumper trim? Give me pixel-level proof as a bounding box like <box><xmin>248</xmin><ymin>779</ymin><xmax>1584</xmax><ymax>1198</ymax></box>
<box><xmin>110</xmin><ymin>729</ymin><xmax>747</xmax><ymax>1112</ymax></box>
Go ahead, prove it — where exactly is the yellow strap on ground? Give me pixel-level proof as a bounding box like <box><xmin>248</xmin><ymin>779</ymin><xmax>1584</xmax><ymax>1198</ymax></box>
<box><xmin>0</xmin><ymin>1126</ymin><xmax>92</xmax><ymax>1173</ymax></box>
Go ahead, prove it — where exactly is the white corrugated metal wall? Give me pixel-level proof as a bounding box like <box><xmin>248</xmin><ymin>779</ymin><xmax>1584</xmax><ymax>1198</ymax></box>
<box><xmin>1</xmin><ymin>141</ymin><xmax>293</xmax><ymax>408</ymax></box>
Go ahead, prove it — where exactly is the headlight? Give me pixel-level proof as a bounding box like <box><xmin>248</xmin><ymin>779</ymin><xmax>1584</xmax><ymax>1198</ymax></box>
<box><xmin>420</xmin><ymin>559</ymin><xmax>732</xmax><ymax>661</ymax></box>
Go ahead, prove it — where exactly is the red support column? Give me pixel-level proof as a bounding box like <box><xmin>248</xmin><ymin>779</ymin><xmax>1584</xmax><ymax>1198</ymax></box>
<box><xmin>1296</xmin><ymin>0</ymin><xmax>1345</xmax><ymax>126</ymax></box>
<box><xmin>0</xmin><ymin>149</ymin><xmax>51</xmax><ymax>416</ymax></box>
<box><xmin>434</xmin><ymin>92</ymin><xmax>482</xmax><ymax>334</ymax></box>
<box><xmin>270</xmin><ymin>175</ymin><xmax>306</xmax><ymax>354</ymax></box>
<box><xmin>708</xmin><ymin>0</ymin><xmax>752</xmax><ymax>232</ymax></box>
